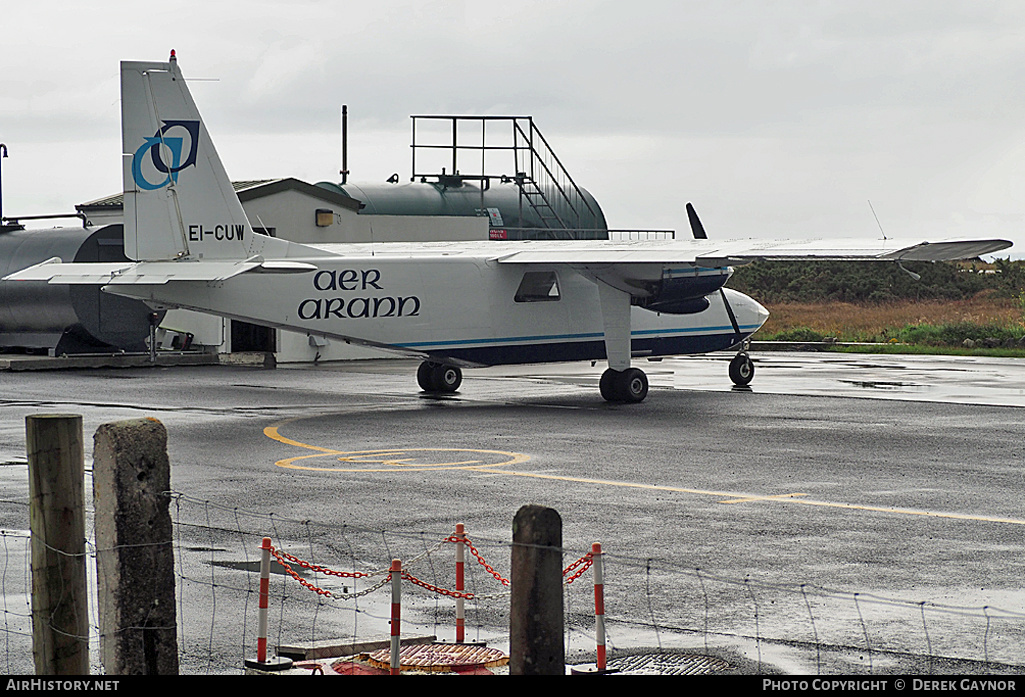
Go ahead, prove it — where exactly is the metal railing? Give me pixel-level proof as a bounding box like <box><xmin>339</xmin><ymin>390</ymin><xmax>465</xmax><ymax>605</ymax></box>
<box><xmin>410</xmin><ymin>115</ymin><xmax>601</xmax><ymax>232</ymax></box>
<box><xmin>489</xmin><ymin>228</ymin><xmax>675</xmax><ymax>241</ymax></box>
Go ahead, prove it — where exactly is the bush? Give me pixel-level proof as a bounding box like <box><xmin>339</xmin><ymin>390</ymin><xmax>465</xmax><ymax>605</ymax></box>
<box><xmin>892</xmin><ymin>322</ymin><xmax>1020</xmax><ymax>346</ymax></box>
<box><xmin>763</xmin><ymin>327</ymin><xmax>826</xmax><ymax>342</ymax></box>
<box><xmin>729</xmin><ymin>259</ymin><xmax>1025</xmax><ymax>303</ymax></box>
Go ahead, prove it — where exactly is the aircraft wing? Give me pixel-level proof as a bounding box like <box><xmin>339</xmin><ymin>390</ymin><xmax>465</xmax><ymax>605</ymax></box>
<box><xmin>488</xmin><ymin>236</ymin><xmax>1013</xmax><ymax>316</ymax></box>
<box><xmin>491</xmin><ymin>237</ymin><xmax>1013</xmax><ymax>266</ymax></box>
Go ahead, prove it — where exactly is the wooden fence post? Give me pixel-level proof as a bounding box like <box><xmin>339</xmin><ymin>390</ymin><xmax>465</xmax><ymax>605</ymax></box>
<box><xmin>26</xmin><ymin>414</ymin><xmax>89</xmax><ymax>675</ymax></box>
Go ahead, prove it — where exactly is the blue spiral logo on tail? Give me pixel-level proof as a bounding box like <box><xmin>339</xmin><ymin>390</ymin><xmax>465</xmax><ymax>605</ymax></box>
<box><xmin>131</xmin><ymin>120</ymin><xmax>200</xmax><ymax>190</ymax></box>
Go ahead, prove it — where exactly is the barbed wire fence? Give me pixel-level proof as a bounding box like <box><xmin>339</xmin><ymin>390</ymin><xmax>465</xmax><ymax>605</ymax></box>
<box><xmin>0</xmin><ymin>526</ymin><xmax>32</xmax><ymax>675</ymax></box>
<box><xmin>1</xmin><ymin>488</ymin><xmax>1023</xmax><ymax>675</ymax></box>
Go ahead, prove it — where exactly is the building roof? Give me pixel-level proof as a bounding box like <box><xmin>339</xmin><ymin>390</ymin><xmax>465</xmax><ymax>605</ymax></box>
<box><xmin>76</xmin><ymin>178</ymin><xmax>362</xmax><ymax>213</ymax></box>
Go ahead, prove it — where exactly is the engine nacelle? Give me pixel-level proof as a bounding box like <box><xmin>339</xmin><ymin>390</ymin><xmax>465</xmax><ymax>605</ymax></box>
<box><xmin>637</xmin><ymin>267</ymin><xmax>732</xmax><ymax>315</ymax></box>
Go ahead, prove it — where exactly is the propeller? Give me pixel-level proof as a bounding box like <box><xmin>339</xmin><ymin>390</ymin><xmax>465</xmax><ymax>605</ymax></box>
<box><xmin>687</xmin><ymin>202</ymin><xmax>738</xmax><ymax>339</ymax></box>
<box><xmin>686</xmin><ymin>202</ymin><xmax>707</xmax><ymax>240</ymax></box>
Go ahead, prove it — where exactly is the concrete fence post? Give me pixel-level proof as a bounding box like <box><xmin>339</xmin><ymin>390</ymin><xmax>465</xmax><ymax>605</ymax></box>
<box><xmin>510</xmin><ymin>504</ymin><xmax>564</xmax><ymax>675</ymax></box>
<box><xmin>93</xmin><ymin>417</ymin><xmax>178</xmax><ymax>675</ymax></box>
<box><xmin>26</xmin><ymin>414</ymin><xmax>89</xmax><ymax>675</ymax></box>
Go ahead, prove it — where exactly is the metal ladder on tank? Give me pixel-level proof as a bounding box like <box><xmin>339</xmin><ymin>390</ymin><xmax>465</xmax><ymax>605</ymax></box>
<box><xmin>409</xmin><ymin>115</ymin><xmax>601</xmax><ymax>233</ymax></box>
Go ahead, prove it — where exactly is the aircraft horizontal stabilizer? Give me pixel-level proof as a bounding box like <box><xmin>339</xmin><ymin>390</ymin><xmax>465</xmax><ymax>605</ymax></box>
<box><xmin>1</xmin><ymin>257</ymin><xmax>317</xmax><ymax>285</ymax></box>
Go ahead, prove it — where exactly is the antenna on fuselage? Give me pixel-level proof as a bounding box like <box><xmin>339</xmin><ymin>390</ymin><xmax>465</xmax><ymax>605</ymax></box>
<box><xmin>870</xmin><ymin>201</ymin><xmax>921</xmax><ymax>280</ymax></box>
<box><xmin>868</xmin><ymin>200</ymin><xmax>887</xmax><ymax>240</ymax></box>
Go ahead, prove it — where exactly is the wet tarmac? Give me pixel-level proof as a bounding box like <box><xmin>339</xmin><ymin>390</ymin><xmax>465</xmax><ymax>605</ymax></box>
<box><xmin>487</xmin><ymin>351</ymin><xmax>1025</xmax><ymax>408</ymax></box>
<box><xmin>0</xmin><ymin>352</ymin><xmax>1022</xmax><ymax>675</ymax></box>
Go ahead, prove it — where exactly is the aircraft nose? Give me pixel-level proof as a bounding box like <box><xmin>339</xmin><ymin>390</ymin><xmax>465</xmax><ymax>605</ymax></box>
<box><xmin>723</xmin><ymin>288</ymin><xmax>769</xmax><ymax>331</ymax></box>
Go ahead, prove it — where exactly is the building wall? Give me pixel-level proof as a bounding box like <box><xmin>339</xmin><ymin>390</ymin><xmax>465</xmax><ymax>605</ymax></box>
<box><xmin>242</xmin><ymin>190</ymin><xmax>488</xmax><ymax>244</ymax></box>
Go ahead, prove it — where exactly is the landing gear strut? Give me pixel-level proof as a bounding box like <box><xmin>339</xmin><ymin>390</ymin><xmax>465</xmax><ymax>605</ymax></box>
<box><xmin>417</xmin><ymin>361</ymin><xmax>462</xmax><ymax>393</ymax></box>
<box><xmin>599</xmin><ymin>367</ymin><xmax>649</xmax><ymax>403</ymax></box>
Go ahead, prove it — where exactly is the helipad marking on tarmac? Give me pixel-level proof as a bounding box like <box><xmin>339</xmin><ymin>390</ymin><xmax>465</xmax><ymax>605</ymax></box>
<box><xmin>264</xmin><ymin>420</ymin><xmax>1025</xmax><ymax>525</ymax></box>
<box><xmin>264</xmin><ymin>422</ymin><xmax>529</xmax><ymax>472</ymax></box>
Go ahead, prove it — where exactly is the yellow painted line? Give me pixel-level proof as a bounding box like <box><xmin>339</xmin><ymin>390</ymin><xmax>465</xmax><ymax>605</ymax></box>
<box><xmin>264</xmin><ymin>419</ymin><xmax>1025</xmax><ymax>526</ymax></box>
<box><xmin>463</xmin><ymin>469</ymin><xmax>1025</xmax><ymax>526</ymax></box>
<box><xmin>719</xmin><ymin>493</ymin><xmax>809</xmax><ymax>504</ymax></box>
<box><xmin>264</xmin><ymin>424</ymin><xmax>339</xmax><ymax>453</ymax></box>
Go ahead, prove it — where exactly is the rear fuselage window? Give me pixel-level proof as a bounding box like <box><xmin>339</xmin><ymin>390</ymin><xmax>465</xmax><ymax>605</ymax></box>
<box><xmin>515</xmin><ymin>271</ymin><xmax>561</xmax><ymax>302</ymax></box>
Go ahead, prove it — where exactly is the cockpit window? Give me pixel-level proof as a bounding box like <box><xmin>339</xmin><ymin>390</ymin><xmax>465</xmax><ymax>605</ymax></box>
<box><xmin>514</xmin><ymin>271</ymin><xmax>560</xmax><ymax>302</ymax></box>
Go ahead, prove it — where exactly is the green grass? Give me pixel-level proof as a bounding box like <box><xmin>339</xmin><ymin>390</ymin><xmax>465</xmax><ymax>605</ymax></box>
<box><xmin>756</xmin><ymin>318</ymin><xmax>1025</xmax><ymax>357</ymax></box>
<box><xmin>758</xmin><ymin>320</ymin><xmax>1024</xmax><ymax>347</ymax></box>
<box><xmin>824</xmin><ymin>343</ymin><xmax>1025</xmax><ymax>358</ymax></box>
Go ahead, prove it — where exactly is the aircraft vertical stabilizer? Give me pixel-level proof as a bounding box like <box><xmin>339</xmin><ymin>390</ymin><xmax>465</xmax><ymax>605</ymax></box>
<box><xmin>121</xmin><ymin>53</ymin><xmax>256</xmax><ymax>262</ymax></box>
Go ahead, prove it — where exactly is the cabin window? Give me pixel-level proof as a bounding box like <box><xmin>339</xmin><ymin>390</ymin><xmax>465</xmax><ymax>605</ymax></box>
<box><xmin>514</xmin><ymin>271</ymin><xmax>560</xmax><ymax>302</ymax></box>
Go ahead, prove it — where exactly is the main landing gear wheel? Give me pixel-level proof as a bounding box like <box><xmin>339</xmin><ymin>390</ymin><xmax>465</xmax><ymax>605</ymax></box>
<box><xmin>599</xmin><ymin>367</ymin><xmax>649</xmax><ymax>403</ymax></box>
<box><xmin>417</xmin><ymin>361</ymin><xmax>462</xmax><ymax>393</ymax></box>
<box><xmin>729</xmin><ymin>352</ymin><xmax>754</xmax><ymax>386</ymax></box>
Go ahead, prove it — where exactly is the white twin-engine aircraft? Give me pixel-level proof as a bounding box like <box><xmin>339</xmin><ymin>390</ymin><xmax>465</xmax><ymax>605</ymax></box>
<box><xmin>4</xmin><ymin>55</ymin><xmax>1013</xmax><ymax>402</ymax></box>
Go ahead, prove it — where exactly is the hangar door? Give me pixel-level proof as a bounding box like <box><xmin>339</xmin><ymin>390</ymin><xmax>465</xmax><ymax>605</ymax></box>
<box><xmin>230</xmin><ymin>320</ymin><xmax>276</xmax><ymax>353</ymax></box>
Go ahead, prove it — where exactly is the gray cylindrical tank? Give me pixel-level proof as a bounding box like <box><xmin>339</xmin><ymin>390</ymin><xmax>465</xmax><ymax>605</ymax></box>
<box><xmin>0</xmin><ymin>224</ymin><xmax>161</xmax><ymax>352</ymax></box>
<box><xmin>317</xmin><ymin>179</ymin><xmax>608</xmax><ymax>233</ymax></box>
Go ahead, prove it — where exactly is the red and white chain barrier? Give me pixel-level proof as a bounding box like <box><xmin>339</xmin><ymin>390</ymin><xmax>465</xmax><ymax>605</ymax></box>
<box><xmin>253</xmin><ymin>528</ymin><xmax>610</xmax><ymax>673</ymax></box>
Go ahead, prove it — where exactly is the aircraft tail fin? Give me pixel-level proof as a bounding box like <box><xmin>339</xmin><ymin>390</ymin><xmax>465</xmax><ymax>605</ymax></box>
<box><xmin>121</xmin><ymin>53</ymin><xmax>258</xmax><ymax>262</ymax></box>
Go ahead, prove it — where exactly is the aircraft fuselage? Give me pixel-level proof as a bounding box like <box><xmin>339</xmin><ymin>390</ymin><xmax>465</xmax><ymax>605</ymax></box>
<box><xmin>110</xmin><ymin>251</ymin><xmax>768</xmax><ymax>368</ymax></box>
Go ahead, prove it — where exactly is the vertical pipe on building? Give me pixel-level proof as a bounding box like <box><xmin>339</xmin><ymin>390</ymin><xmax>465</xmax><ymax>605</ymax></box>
<box><xmin>340</xmin><ymin>105</ymin><xmax>348</xmax><ymax>185</ymax></box>
<box><xmin>451</xmin><ymin>119</ymin><xmax>458</xmax><ymax>175</ymax></box>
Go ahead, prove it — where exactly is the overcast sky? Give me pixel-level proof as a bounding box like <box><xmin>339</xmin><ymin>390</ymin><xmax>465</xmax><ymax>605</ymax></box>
<box><xmin>2</xmin><ymin>1</ymin><xmax>1024</xmax><ymax>256</ymax></box>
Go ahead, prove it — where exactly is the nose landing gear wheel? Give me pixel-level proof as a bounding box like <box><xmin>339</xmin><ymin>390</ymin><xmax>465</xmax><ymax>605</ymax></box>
<box><xmin>417</xmin><ymin>361</ymin><xmax>462</xmax><ymax>393</ymax></box>
<box><xmin>729</xmin><ymin>353</ymin><xmax>754</xmax><ymax>386</ymax></box>
<box><xmin>600</xmin><ymin>367</ymin><xmax>649</xmax><ymax>403</ymax></box>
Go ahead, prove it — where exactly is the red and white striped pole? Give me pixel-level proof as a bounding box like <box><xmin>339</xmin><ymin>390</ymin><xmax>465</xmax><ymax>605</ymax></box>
<box><xmin>592</xmin><ymin>542</ymin><xmax>607</xmax><ymax>671</ymax></box>
<box><xmin>455</xmin><ymin>523</ymin><xmax>465</xmax><ymax>643</ymax></box>
<box><xmin>244</xmin><ymin>537</ymin><xmax>291</xmax><ymax>671</ymax></box>
<box><xmin>258</xmin><ymin>537</ymin><xmax>272</xmax><ymax>663</ymax></box>
<box><xmin>390</xmin><ymin>558</ymin><xmax>402</xmax><ymax>675</ymax></box>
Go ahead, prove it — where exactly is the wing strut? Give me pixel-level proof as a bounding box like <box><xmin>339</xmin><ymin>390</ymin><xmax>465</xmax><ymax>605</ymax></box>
<box><xmin>597</xmin><ymin>282</ymin><xmax>632</xmax><ymax>371</ymax></box>
<box><xmin>596</xmin><ymin>282</ymin><xmax>649</xmax><ymax>402</ymax></box>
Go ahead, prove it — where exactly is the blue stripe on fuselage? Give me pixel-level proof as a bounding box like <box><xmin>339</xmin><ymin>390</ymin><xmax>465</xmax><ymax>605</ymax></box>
<box><xmin>395</xmin><ymin>325</ymin><xmax>759</xmax><ymax>366</ymax></box>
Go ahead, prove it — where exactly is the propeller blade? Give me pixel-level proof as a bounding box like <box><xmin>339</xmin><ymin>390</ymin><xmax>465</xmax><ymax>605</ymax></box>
<box><xmin>686</xmin><ymin>202</ymin><xmax>707</xmax><ymax>240</ymax></box>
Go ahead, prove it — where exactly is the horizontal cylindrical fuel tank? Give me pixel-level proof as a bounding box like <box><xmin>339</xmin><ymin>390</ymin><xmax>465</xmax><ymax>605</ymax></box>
<box><xmin>0</xmin><ymin>224</ymin><xmax>162</xmax><ymax>353</ymax></box>
<box><xmin>317</xmin><ymin>178</ymin><xmax>608</xmax><ymax>235</ymax></box>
